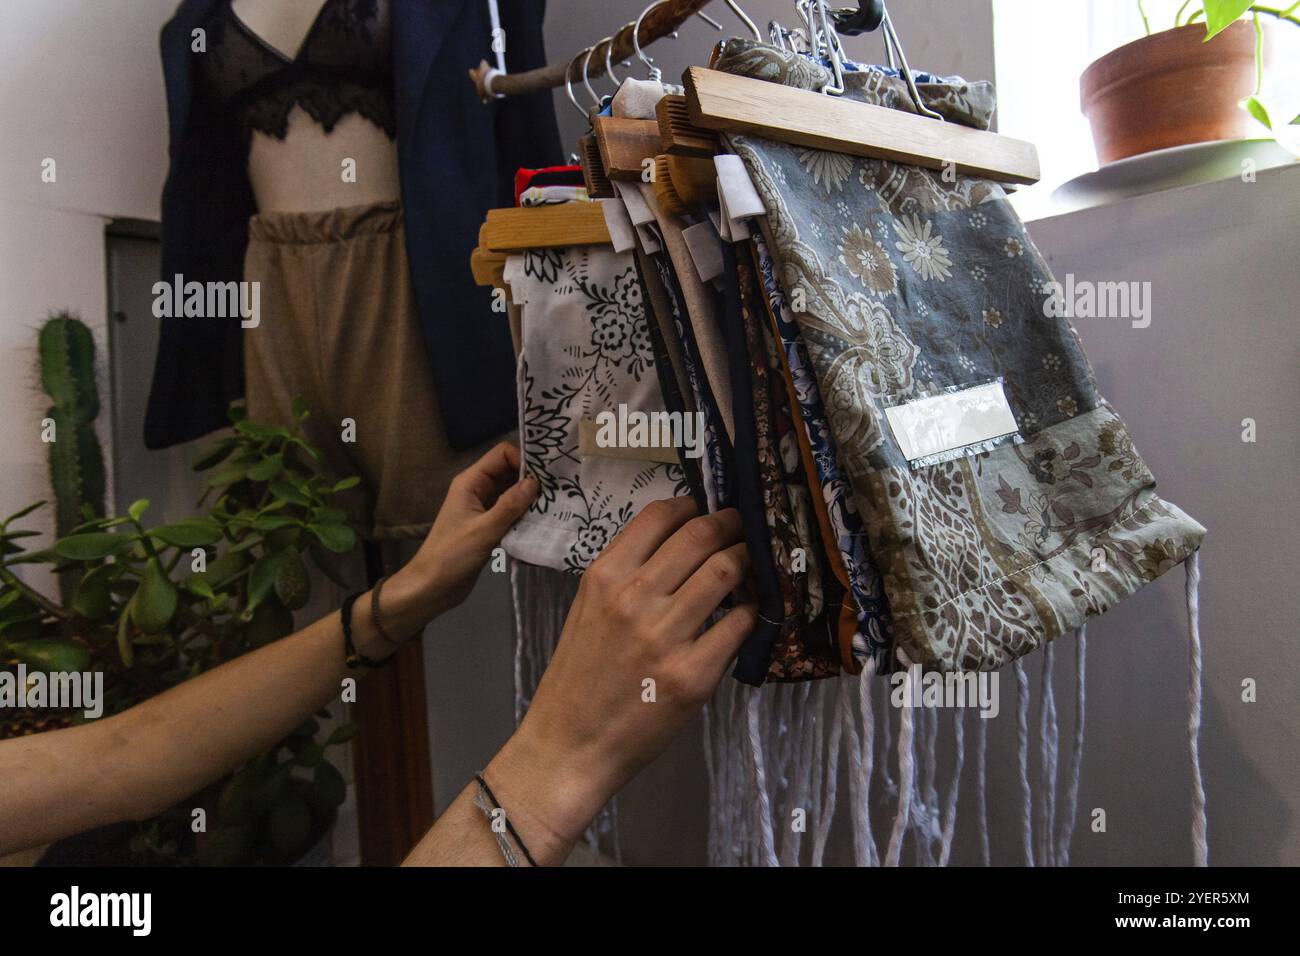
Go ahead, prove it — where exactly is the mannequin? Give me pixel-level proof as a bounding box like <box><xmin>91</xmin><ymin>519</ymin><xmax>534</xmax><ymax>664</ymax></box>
<box><xmin>190</xmin><ymin>0</ymin><xmax>490</xmax><ymax>541</ymax></box>
<box><xmin>231</xmin><ymin>0</ymin><xmax>400</xmax><ymax>213</ymax></box>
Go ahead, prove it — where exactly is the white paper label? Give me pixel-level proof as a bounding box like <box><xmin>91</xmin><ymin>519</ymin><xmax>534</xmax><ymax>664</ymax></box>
<box><xmin>884</xmin><ymin>381</ymin><xmax>1020</xmax><ymax>463</ymax></box>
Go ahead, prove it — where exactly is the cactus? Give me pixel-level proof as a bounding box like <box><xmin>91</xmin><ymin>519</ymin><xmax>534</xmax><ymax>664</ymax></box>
<box><xmin>38</xmin><ymin>313</ymin><xmax>106</xmax><ymax>601</ymax></box>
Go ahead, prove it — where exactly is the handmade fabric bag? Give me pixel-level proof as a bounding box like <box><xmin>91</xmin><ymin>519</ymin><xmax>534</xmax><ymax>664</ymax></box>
<box><xmin>717</xmin><ymin>40</ymin><xmax>1206</xmax><ymax>672</ymax></box>
<box><xmin>502</xmin><ymin>245</ymin><xmax>689</xmax><ymax>572</ymax></box>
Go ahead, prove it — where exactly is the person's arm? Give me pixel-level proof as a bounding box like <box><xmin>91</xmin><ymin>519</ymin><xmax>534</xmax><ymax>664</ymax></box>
<box><xmin>404</xmin><ymin>498</ymin><xmax>755</xmax><ymax>866</ymax></box>
<box><xmin>0</xmin><ymin>443</ymin><xmax>537</xmax><ymax>858</ymax></box>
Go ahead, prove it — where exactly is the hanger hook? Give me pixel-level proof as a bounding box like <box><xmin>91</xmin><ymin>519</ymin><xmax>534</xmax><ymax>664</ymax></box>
<box><xmin>814</xmin><ymin>0</ymin><xmax>845</xmax><ymax>95</ymax></box>
<box><xmin>564</xmin><ymin>50</ymin><xmax>590</xmax><ymax>119</ymax></box>
<box><xmin>879</xmin><ymin>8</ymin><xmax>944</xmax><ymax>119</ymax></box>
<box><xmin>582</xmin><ymin>43</ymin><xmax>603</xmax><ymax>105</ymax></box>
<box><xmin>605</xmin><ymin>24</ymin><xmax>632</xmax><ymax>87</ymax></box>
<box><xmin>724</xmin><ymin>0</ymin><xmax>762</xmax><ymax>40</ymax></box>
<box><xmin>633</xmin><ymin>0</ymin><xmax>669</xmax><ymax>81</ymax></box>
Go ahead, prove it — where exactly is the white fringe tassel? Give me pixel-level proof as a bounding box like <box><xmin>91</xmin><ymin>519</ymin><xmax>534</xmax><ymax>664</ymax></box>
<box><xmin>509</xmin><ymin>560</ymin><xmax>620</xmax><ymax>861</ymax></box>
<box><xmin>1056</xmin><ymin>626</ymin><xmax>1087</xmax><ymax>866</ymax></box>
<box><xmin>1185</xmin><ymin>551</ymin><xmax>1209</xmax><ymax>867</ymax></box>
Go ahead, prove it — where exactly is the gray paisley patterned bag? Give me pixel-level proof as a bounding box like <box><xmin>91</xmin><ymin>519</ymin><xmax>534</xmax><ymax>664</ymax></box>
<box><xmin>717</xmin><ymin>40</ymin><xmax>1205</xmax><ymax>672</ymax></box>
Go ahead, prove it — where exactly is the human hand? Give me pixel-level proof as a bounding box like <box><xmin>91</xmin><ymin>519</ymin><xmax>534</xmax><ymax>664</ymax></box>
<box><xmin>387</xmin><ymin>442</ymin><xmax>537</xmax><ymax>626</ymax></box>
<box><xmin>483</xmin><ymin>498</ymin><xmax>756</xmax><ymax>863</ymax></box>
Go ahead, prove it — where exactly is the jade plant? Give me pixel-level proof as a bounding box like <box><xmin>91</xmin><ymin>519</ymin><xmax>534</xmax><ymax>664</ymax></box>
<box><xmin>1140</xmin><ymin>0</ymin><xmax>1300</xmax><ymax>132</ymax></box>
<box><xmin>0</xmin><ymin>396</ymin><xmax>361</xmax><ymax>864</ymax></box>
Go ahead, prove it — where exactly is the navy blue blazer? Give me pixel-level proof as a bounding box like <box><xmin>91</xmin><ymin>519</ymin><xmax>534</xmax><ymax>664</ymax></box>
<box><xmin>145</xmin><ymin>0</ymin><xmax>561</xmax><ymax>450</ymax></box>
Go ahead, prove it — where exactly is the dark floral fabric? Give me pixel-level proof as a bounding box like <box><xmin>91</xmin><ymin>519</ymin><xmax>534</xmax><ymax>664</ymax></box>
<box><xmin>738</xmin><ymin>253</ymin><xmax>838</xmax><ymax>682</ymax></box>
<box><xmin>721</xmin><ymin>43</ymin><xmax>1205</xmax><ymax>670</ymax></box>
<box><xmin>753</xmin><ymin>233</ymin><xmax>894</xmax><ymax>672</ymax></box>
<box><xmin>502</xmin><ymin>245</ymin><xmax>688</xmax><ymax>573</ymax></box>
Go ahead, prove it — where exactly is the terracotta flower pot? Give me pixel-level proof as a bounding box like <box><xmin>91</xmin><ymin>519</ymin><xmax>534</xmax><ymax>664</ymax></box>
<box><xmin>1081</xmin><ymin>20</ymin><xmax>1270</xmax><ymax>165</ymax></box>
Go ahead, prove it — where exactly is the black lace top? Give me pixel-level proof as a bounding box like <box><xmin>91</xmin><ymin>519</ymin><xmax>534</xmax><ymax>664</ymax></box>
<box><xmin>197</xmin><ymin>0</ymin><xmax>395</xmax><ymax>140</ymax></box>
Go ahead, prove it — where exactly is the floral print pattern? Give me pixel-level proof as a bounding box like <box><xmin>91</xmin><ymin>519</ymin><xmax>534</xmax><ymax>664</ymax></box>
<box><xmin>502</xmin><ymin>245</ymin><xmax>687</xmax><ymax>573</ymax></box>
<box><xmin>893</xmin><ymin>214</ymin><xmax>953</xmax><ymax>282</ymax></box>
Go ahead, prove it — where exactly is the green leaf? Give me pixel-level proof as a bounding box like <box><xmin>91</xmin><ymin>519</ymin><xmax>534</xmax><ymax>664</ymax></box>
<box><xmin>181</xmin><ymin>576</ymin><xmax>217</xmax><ymax>603</ymax></box>
<box><xmin>116</xmin><ymin>608</ymin><xmax>134</xmax><ymax>667</ymax></box>
<box><xmin>310</xmin><ymin>524</ymin><xmax>356</xmax><ymax>554</ymax></box>
<box><xmin>248</xmin><ymin>551</ymin><xmax>282</xmax><ymax>602</ymax></box>
<box><xmin>233</xmin><ymin>419</ymin><xmax>280</xmax><ymax>438</ymax></box>
<box><xmin>273</xmin><ymin>551</ymin><xmax>310</xmax><ymax>610</ymax></box>
<box><xmin>192</xmin><ymin>550</ymin><xmax>247</xmax><ymax>590</ymax></box>
<box><xmin>247</xmin><ymin>453</ymin><xmax>284</xmax><ymax>483</ymax></box>
<box><xmin>313</xmin><ymin>759</ymin><xmax>347</xmax><ymax>807</ymax></box>
<box><xmin>132</xmin><ymin>558</ymin><xmax>178</xmax><ymax>634</ymax></box>
<box><xmin>295</xmin><ymin>743</ymin><xmax>324</xmax><ymax>768</ymax></box>
<box><xmin>191</xmin><ymin>438</ymin><xmax>237</xmax><ymax>472</ymax></box>
<box><xmin>326</xmin><ymin>724</ymin><xmax>358</xmax><ymax>747</ymax></box>
<box><xmin>1241</xmin><ymin>95</ymin><xmax>1272</xmax><ymax>128</ymax></box>
<box><xmin>311</xmin><ymin>507</ymin><xmax>348</xmax><ymax>526</ymax></box>
<box><xmin>331</xmin><ymin>477</ymin><xmax>361</xmax><ymax>492</ymax></box>
<box><xmin>269</xmin><ymin>479</ymin><xmax>309</xmax><ymax>506</ymax></box>
<box><xmin>8</xmin><ymin>638</ymin><xmax>91</xmax><ymax>673</ymax></box>
<box><xmin>2</xmin><ymin>501</ymin><xmax>46</xmax><ymax>528</ymax></box>
<box><xmin>72</xmin><ymin>564</ymin><xmax>116</xmax><ymax>620</ymax></box>
<box><xmin>53</xmin><ymin>532</ymin><xmax>126</xmax><ymax>561</ymax></box>
<box><xmin>1201</xmin><ymin>0</ymin><xmax>1253</xmax><ymax>38</ymax></box>
<box><xmin>150</xmin><ymin>518</ymin><xmax>223</xmax><ymax>548</ymax></box>
<box><xmin>127</xmin><ymin>499</ymin><xmax>150</xmax><ymax>523</ymax></box>
<box><xmin>205</xmin><ymin>460</ymin><xmax>251</xmax><ymax>489</ymax></box>
<box><xmin>291</xmin><ymin>395</ymin><xmax>311</xmax><ymax>422</ymax></box>
<box><xmin>2</xmin><ymin>547</ymin><xmax>58</xmax><ymax>566</ymax></box>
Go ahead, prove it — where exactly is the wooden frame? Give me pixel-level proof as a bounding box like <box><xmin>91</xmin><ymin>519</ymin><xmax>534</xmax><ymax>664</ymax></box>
<box><xmin>682</xmin><ymin>66</ymin><xmax>1041</xmax><ymax>185</ymax></box>
<box><xmin>478</xmin><ymin>203</ymin><xmax>612</xmax><ymax>252</ymax></box>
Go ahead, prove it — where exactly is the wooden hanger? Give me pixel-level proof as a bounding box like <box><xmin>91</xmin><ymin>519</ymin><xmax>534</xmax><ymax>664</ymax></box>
<box><xmin>652</xmin><ymin>154</ymin><xmax>716</xmax><ymax>214</ymax></box>
<box><xmin>593</xmin><ymin>115</ymin><xmax>663</xmax><ymax>180</ymax></box>
<box><xmin>579</xmin><ymin>134</ymin><xmax>615</xmax><ymax>198</ymax></box>
<box><xmin>656</xmin><ymin>94</ymin><xmax>718</xmax><ymax>157</ymax></box>
<box><xmin>681</xmin><ymin>66</ymin><xmax>1040</xmax><ymax>185</ymax></box>
<box><xmin>470</xmin><ymin>246</ymin><xmax>507</xmax><ymax>288</ymax></box>
<box><xmin>477</xmin><ymin>202</ymin><xmax>612</xmax><ymax>254</ymax></box>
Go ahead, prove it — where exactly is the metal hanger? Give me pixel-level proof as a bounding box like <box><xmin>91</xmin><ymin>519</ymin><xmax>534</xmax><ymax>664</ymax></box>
<box><xmin>581</xmin><ymin>43</ymin><xmax>605</xmax><ymax>106</ymax></box>
<box><xmin>633</xmin><ymin>0</ymin><xmax>671</xmax><ymax>81</ymax></box>
<box><xmin>564</xmin><ymin>47</ymin><xmax>594</xmax><ymax>118</ymax></box>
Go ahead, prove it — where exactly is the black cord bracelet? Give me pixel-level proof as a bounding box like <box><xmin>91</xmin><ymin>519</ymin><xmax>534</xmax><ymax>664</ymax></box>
<box><xmin>342</xmin><ymin>590</ymin><xmax>388</xmax><ymax>669</ymax></box>
<box><xmin>475</xmin><ymin>773</ymin><xmax>539</xmax><ymax>867</ymax></box>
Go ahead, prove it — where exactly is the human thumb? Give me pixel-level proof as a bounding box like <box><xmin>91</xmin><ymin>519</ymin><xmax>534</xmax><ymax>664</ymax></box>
<box><xmin>475</xmin><ymin>476</ymin><xmax>539</xmax><ymax>543</ymax></box>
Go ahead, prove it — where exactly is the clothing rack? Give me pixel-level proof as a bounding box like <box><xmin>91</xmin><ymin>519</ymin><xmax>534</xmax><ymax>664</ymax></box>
<box><xmin>469</xmin><ymin>0</ymin><xmax>715</xmax><ymax>100</ymax></box>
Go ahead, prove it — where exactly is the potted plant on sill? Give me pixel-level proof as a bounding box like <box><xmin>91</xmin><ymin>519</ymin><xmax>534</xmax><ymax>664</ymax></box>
<box><xmin>0</xmin><ymin>314</ymin><xmax>362</xmax><ymax>865</ymax></box>
<box><xmin>1081</xmin><ymin>1</ymin><xmax>1299</xmax><ymax>165</ymax></box>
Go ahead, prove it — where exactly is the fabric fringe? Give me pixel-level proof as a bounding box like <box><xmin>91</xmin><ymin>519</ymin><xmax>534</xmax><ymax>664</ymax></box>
<box><xmin>505</xmin><ymin>558</ymin><xmax>1207</xmax><ymax>868</ymax></box>
<box><xmin>1056</xmin><ymin>626</ymin><xmax>1087</xmax><ymax>866</ymax></box>
<box><xmin>508</xmin><ymin>560</ymin><xmax>621</xmax><ymax>862</ymax></box>
<box><xmin>1185</xmin><ymin>551</ymin><xmax>1209</xmax><ymax>867</ymax></box>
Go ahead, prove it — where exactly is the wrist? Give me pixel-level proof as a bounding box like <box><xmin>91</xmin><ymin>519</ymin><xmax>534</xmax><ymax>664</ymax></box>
<box><xmin>483</xmin><ymin>722</ymin><xmax>623</xmax><ymax>866</ymax></box>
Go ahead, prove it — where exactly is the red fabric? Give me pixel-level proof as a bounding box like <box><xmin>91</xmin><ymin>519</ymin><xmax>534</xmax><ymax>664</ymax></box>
<box><xmin>514</xmin><ymin>164</ymin><xmax>584</xmax><ymax>204</ymax></box>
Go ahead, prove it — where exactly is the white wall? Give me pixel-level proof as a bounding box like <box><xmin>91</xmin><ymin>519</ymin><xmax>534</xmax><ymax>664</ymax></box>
<box><xmin>0</xmin><ymin>0</ymin><xmax>177</xmax><ymax>553</ymax></box>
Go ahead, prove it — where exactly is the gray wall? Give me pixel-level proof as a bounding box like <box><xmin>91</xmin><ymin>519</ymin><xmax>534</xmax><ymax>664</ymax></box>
<box><xmin>1023</xmin><ymin>164</ymin><xmax>1300</xmax><ymax>865</ymax></box>
<box><xmin>544</xmin><ymin>0</ymin><xmax>999</xmax><ymax>151</ymax></box>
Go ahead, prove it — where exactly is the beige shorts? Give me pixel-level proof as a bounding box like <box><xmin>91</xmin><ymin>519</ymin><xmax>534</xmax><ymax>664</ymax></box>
<box><xmin>243</xmin><ymin>201</ymin><xmax>494</xmax><ymax>539</ymax></box>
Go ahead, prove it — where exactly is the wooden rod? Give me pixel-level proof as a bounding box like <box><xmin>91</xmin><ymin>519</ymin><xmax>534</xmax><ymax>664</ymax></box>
<box><xmin>469</xmin><ymin>0</ymin><xmax>716</xmax><ymax>101</ymax></box>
